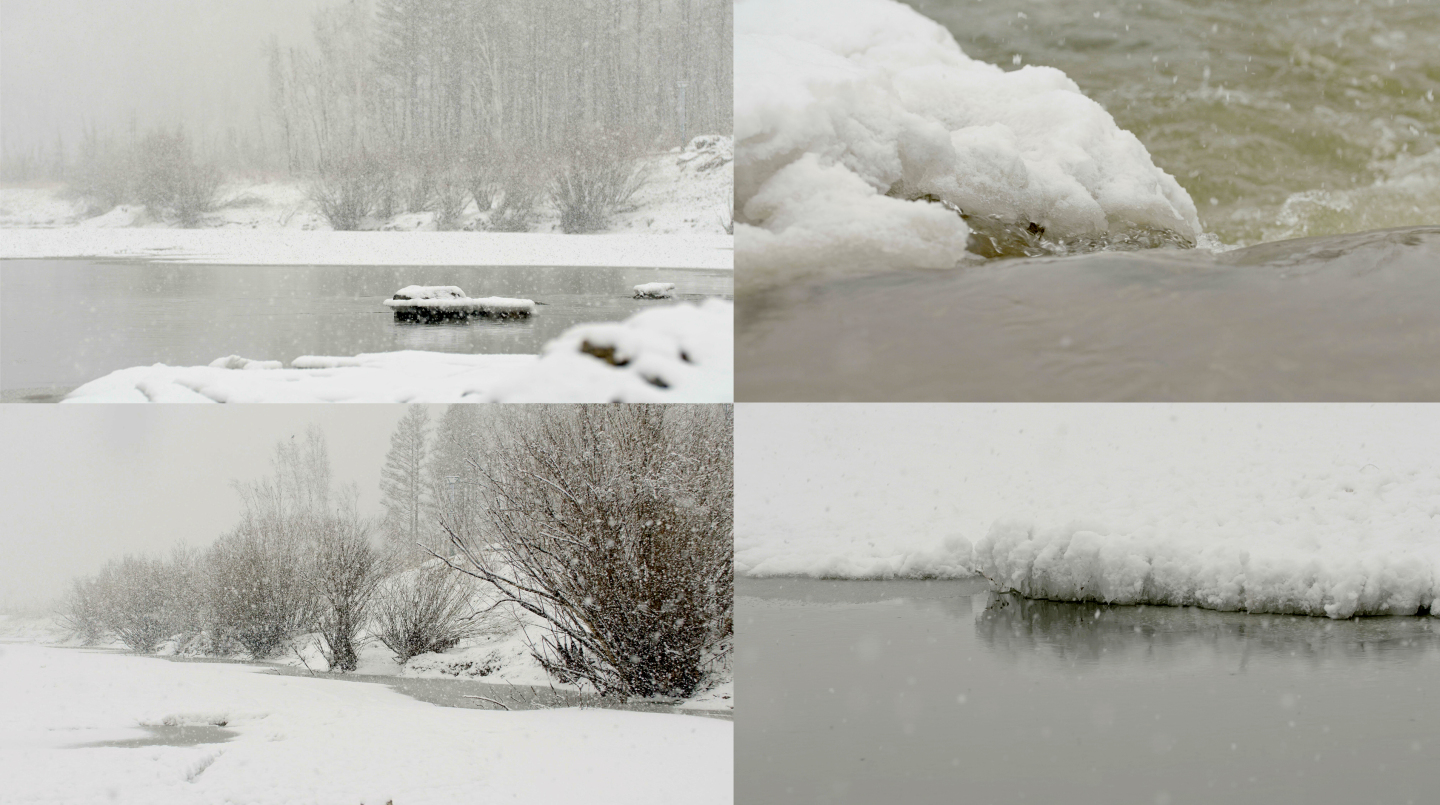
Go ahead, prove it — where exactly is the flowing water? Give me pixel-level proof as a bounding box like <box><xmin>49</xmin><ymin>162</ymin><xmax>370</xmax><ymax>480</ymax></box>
<box><xmin>0</xmin><ymin>261</ymin><xmax>732</xmax><ymax>400</ymax></box>
<box><xmin>913</xmin><ymin>0</ymin><xmax>1440</xmax><ymax>247</ymax></box>
<box><xmin>738</xmin><ymin>225</ymin><xmax>1440</xmax><ymax>400</ymax></box>
<box><xmin>738</xmin><ymin>577</ymin><xmax>1440</xmax><ymax>805</ymax></box>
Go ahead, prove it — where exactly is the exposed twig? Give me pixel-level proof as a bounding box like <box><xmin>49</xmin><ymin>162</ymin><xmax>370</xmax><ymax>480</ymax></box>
<box><xmin>460</xmin><ymin>695</ymin><xmax>510</xmax><ymax>710</ymax></box>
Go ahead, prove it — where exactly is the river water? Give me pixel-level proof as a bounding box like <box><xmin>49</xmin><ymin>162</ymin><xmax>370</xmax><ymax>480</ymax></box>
<box><xmin>0</xmin><ymin>261</ymin><xmax>732</xmax><ymax>400</ymax></box>
<box><xmin>739</xmin><ymin>577</ymin><xmax>1440</xmax><ymax>805</ymax></box>
<box><xmin>738</xmin><ymin>225</ymin><xmax>1440</xmax><ymax>400</ymax></box>
<box><xmin>914</xmin><ymin>0</ymin><xmax>1440</xmax><ymax>247</ymax></box>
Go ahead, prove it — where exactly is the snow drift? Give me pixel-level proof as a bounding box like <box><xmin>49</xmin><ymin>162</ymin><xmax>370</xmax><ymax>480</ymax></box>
<box><xmin>735</xmin><ymin>0</ymin><xmax>1200</xmax><ymax>288</ymax></box>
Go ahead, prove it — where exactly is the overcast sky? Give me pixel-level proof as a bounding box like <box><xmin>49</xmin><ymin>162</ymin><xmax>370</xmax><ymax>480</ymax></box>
<box><xmin>0</xmin><ymin>404</ymin><xmax>447</xmax><ymax>610</ymax></box>
<box><xmin>1</xmin><ymin>0</ymin><xmax>327</xmax><ymax>152</ymax></box>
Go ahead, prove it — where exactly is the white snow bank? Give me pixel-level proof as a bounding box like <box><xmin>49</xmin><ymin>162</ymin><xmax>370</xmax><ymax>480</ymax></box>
<box><xmin>0</xmin><ymin>228</ymin><xmax>733</xmax><ymax>269</ymax></box>
<box><xmin>63</xmin><ymin>300</ymin><xmax>733</xmax><ymax>403</ymax></box>
<box><xmin>633</xmin><ymin>281</ymin><xmax>676</xmax><ymax>298</ymax></box>
<box><xmin>0</xmin><ymin>643</ymin><xmax>731</xmax><ymax>805</ymax></box>
<box><xmin>734</xmin><ymin>0</ymin><xmax>1199</xmax><ymax>288</ymax></box>
<box><xmin>974</xmin><ymin>461</ymin><xmax>1440</xmax><ymax>619</ymax></box>
<box><xmin>737</xmin><ymin>405</ymin><xmax>1440</xmax><ymax>618</ymax></box>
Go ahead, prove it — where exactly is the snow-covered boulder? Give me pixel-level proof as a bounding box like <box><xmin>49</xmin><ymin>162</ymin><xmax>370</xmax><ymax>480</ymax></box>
<box><xmin>383</xmin><ymin>285</ymin><xmax>535</xmax><ymax>320</ymax></box>
<box><xmin>633</xmin><ymin>282</ymin><xmax>676</xmax><ymax>299</ymax></box>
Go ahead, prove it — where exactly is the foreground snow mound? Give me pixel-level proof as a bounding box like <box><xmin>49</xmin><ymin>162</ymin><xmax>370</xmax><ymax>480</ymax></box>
<box><xmin>974</xmin><ymin>464</ymin><xmax>1440</xmax><ymax>620</ymax></box>
<box><xmin>63</xmin><ymin>300</ymin><xmax>733</xmax><ymax>403</ymax></box>
<box><xmin>489</xmin><ymin>299</ymin><xmax>733</xmax><ymax>402</ymax></box>
<box><xmin>0</xmin><ymin>644</ymin><xmax>732</xmax><ymax>805</ymax></box>
<box><xmin>735</xmin><ymin>0</ymin><xmax>1199</xmax><ymax>288</ymax></box>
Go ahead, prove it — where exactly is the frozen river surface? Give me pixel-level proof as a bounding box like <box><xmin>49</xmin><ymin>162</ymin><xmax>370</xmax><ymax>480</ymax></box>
<box><xmin>738</xmin><ymin>577</ymin><xmax>1440</xmax><ymax>805</ymax></box>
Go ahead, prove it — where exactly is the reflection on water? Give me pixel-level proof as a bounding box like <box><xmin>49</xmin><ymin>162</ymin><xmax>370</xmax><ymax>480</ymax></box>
<box><xmin>0</xmin><ymin>261</ymin><xmax>733</xmax><ymax>392</ymax></box>
<box><xmin>739</xmin><ymin>577</ymin><xmax>1440</xmax><ymax>805</ymax></box>
<box><xmin>738</xmin><ymin>226</ymin><xmax>1440</xmax><ymax>401</ymax></box>
<box><xmin>977</xmin><ymin>592</ymin><xmax>1440</xmax><ymax>672</ymax></box>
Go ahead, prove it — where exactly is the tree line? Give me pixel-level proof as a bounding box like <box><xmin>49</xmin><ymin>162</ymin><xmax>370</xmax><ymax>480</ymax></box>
<box><xmin>60</xmin><ymin>404</ymin><xmax>733</xmax><ymax>699</ymax></box>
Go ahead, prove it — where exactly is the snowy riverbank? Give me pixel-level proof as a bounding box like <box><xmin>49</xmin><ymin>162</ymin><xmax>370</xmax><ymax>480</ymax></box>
<box><xmin>0</xmin><ymin>642</ymin><xmax>732</xmax><ymax>805</ymax></box>
<box><xmin>737</xmin><ymin>405</ymin><xmax>1440</xmax><ymax>619</ymax></box>
<box><xmin>62</xmin><ymin>298</ymin><xmax>733</xmax><ymax>403</ymax></box>
<box><xmin>0</xmin><ymin>136</ymin><xmax>734</xmax><ymax>268</ymax></box>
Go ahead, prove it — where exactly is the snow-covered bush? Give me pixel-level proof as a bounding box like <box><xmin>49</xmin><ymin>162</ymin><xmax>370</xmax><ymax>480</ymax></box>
<box><xmin>310</xmin><ymin>514</ymin><xmax>384</xmax><ymax>672</ymax></box>
<box><xmin>207</xmin><ymin>518</ymin><xmax>317</xmax><ymax>659</ymax></box>
<box><xmin>442</xmin><ymin>404</ymin><xmax>734</xmax><ymax>698</ymax></box>
<box><xmin>57</xmin><ymin>577</ymin><xmax>107</xmax><ymax>645</ymax></box>
<box><xmin>485</xmin><ymin>144</ymin><xmax>545</xmax><ymax>232</ymax></box>
<box><xmin>309</xmin><ymin>148</ymin><xmax>387</xmax><ymax>230</ymax></box>
<box><xmin>549</xmin><ymin>129</ymin><xmax>648</xmax><ymax>234</ymax></box>
<box><xmin>372</xmin><ymin>560</ymin><xmax>485</xmax><ymax>664</ymax></box>
<box><xmin>94</xmin><ymin>556</ymin><xmax>174</xmax><ymax>653</ymax></box>
<box><xmin>132</xmin><ymin>129</ymin><xmax>220</xmax><ymax>227</ymax></box>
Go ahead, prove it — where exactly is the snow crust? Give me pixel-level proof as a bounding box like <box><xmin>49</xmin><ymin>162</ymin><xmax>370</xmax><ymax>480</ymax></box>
<box><xmin>737</xmin><ymin>405</ymin><xmax>1440</xmax><ymax>619</ymax></box>
<box><xmin>63</xmin><ymin>300</ymin><xmax>732</xmax><ymax>403</ymax></box>
<box><xmin>734</xmin><ymin>0</ymin><xmax>1199</xmax><ymax>288</ymax></box>
<box><xmin>633</xmin><ymin>281</ymin><xmax>676</xmax><ymax>298</ymax></box>
<box><xmin>0</xmin><ymin>643</ymin><xmax>731</xmax><ymax>805</ymax></box>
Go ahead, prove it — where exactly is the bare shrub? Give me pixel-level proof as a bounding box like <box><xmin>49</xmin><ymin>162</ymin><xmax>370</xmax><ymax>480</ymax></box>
<box><xmin>132</xmin><ymin>129</ymin><xmax>220</xmax><ymax>226</ymax></box>
<box><xmin>207</xmin><ymin>517</ymin><xmax>316</xmax><ymax>659</ymax></box>
<box><xmin>485</xmin><ymin>145</ymin><xmax>544</xmax><ymax>232</ymax></box>
<box><xmin>462</xmin><ymin>146</ymin><xmax>492</xmax><ymax>213</ymax></box>
<box><xmin>70</xmin><ymin>127</ymin><xmax>133</xmax><ymax>211</ymax></box>
<box><xmin>433</xmin><ymin>169</ymin><xmax>468</xmax><ymax>231</ymax></box>
<box><xmin>309</xmin><ymin>148</ymin><xmax>385</xmax><ymax>230</ymax></box>
<box><xmin>310</xmin><ymin>513</ymin><xmax>383</xmax><ymax>672</ymax></box>
<box><xmin>373</xmin><ymin>560</ymin><xmax>484</xmax><ymax>664</ymax></box>
<box><xmin>435</xmin><ymin>404</ymin><xmax>734</xmax><ymax>699</ymax></box>
<box><xmin>95</xmin><ymin>556</ymin><xmax>173</xmax><ymax>653</ymax></box>
<box><xmin>57</xmin><ymin>577</ymin><xmax>107</xmax><ymax>645</ymax></box>
<box><xmin>549</xmin><ymin>129</ymin><xmax>649</xmax><ymax>234</ymax></box>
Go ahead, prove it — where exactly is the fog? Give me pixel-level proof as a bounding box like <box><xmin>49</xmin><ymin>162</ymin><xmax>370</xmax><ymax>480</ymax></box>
<box><xmin>1</xmin><ymin>0</ymin><xmax>325</xmax><ymax>153</ymax></box>
<box><xmin>0</xmin><ymin>404</ymin><xmax>442</xmax><ymax>610</ymax></box>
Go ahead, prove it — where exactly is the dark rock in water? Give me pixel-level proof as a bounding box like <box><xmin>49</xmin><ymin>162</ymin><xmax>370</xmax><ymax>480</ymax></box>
<box><xmin>737</xmin><ymin>225</ymin><xmax>1440</xmax><ymax>401</ymax></box>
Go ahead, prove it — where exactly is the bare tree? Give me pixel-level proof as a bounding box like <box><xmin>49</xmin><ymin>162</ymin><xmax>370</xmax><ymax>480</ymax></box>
<box><xmin>432</xmin><ymin>404</ymin><xmax>733</xmax><ymax>699</ymax></box>
<box><xmin>372</xmin><ymin>559</ymin><xmax>486</xmax><ymax>663</ymax></box>
<box><xmin>310</xmin><ymin>508</ymin><xmax>383</xmax><ymax>672</ymax></box>
<box><xmin>380</xmin><ymin>405</ymin><xmax>432</xmax><ymax>560</ymax></box>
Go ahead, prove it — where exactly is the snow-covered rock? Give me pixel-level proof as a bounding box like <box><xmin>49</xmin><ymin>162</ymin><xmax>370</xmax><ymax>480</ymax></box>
<box><xmin>632</xmin><ymin>281</ymin><xmax>676</xmax><ymax>299</ymax></box>
<box><xmin>383</xmin><ymin>286</ymin><xmax>536</xmax><ymax>319</ymax></box>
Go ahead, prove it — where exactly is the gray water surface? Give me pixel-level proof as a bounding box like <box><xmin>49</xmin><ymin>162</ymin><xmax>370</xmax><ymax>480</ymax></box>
<box><xmin>0</xmin><ymin>261</ymin><xmax>732</xmax><ymax>397</ymax></box>
<box><xmin>738</xmin><ymin>577</ymin><xmax>1440</xmax><ymax>805</ymax></box>
<box><xmin>70</xmin><ymin>724</ymin><xmax>237</xmax><ymax>749</ymax></box>
<box><xmin>738</xmin><ymin>226</ymin><xmax>1440</xmax><ymax>401</ymax></box>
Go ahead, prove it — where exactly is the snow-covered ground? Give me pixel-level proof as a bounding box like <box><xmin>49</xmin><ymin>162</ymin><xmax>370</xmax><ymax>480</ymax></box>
<box><xmin>62</xmin><ymin>299</ymin><xmax>732</xmax><ymax>403</ymax></box>
<box><xmin>737</xmin><ymin>405</ymin><xmax>1440</xmax><ymax>619</ymax></box>
<box><xmin>0</xmin><ymin>642</ymin><xmax>731</xmax><ymax>805</ymax></box>
<box><xmin>734</xmin><ymin>0</ymin><xmax>1197</xmax><ymax>289</ymax></box>
<box><xmin>0</xmin><ymin>136</ymin><xmax>733</xmax><ymax>269</ymax></box>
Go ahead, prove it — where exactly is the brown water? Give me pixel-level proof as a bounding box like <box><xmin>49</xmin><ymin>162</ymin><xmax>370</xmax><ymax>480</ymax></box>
<box><xmin>738</xmin><ymin>577</ymin><xmax>1440</xmax><ymax>805</ymax></box>
<box><xmin>737</xmin><ymin>226</ymin><xmax>1440</xmax><ymax>401</ymax></box>
<box><xmin>0</xmin><ymin>260</ymin><xmax>732</xmax><ymax>399</ymax></box>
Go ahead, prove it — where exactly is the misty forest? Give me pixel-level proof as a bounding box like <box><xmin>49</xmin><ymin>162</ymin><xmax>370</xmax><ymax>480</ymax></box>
<box><xmin>2</xmin><ymin>0</ymin><xmax>733</xmax><ymax>233</ymax></box>
<box><xmin>56</xmin><ymin>404</ymin><xmax>733</xmax><ymax>700</ymax></box>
